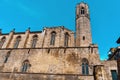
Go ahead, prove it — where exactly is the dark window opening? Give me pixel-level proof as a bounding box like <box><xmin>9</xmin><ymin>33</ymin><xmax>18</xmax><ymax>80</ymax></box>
<box><xmin>82</xmin><ymin>58</ymin><xmax>89</xmax><ymax>75</ymax></box>
<box><xmin>83</xmin><ymin>36</ymin><xmax>85</xmax><ymax>40</ymax></box>
<box><xmin>91</xmin><ymin>48</ymin><xmax>93</xmax><ymax>53</ymax></box>
<box><xmin>111</xmin><ymin>70</ymin><xmax>118</xmax><ymax>80</ymax></box>
<box><xmin>48</xmin><ymin>49</ymin><xmax>50</xmax><ymax>53</ymax></box>
<box><xmin>81</xmin><ymin>7</ymin><xmax>85</xmax><ymax>14</ymax></box>
<box><xmin>31</xmin><ymin>35</ymin><xmax>38</xmax><ymax>48</ymax></box>
<box><xmin>0</xmin><ymin>37</ymin><xmax>6</xmax><ymax>48</ymax></box>
<box><xmin>4</xmin><ymin>51</ymin><xmax>11</xmax><ymax>63</ymax></box>
<box><xmin>14</xmin><ymin>36</ymin><xmax>21</xmax><ymax>48</ymax></box>
<box><xmin>64</xmin><ymin>33</ymin><xmax>69</xmax><ymax>47</ymax></box>
<box><xmin>50</xmin><ymin>31</ymin><xmax>56</xmax><ymax>45</ymax></box>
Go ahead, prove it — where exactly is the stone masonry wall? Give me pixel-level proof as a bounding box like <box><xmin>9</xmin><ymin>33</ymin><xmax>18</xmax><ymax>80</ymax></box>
<box><xmin>0</xmin><ymin>47</ymin><xmax>99</xmax><ymax>74</ymax></box>
<box><xmin>0</xmin><ymin>73</ymin><xmax>94</xmax><ymax>80</ymax></box>
<box><xmin>101</xmin><ymin>60</ymin><xmax>117</xmax><ymax>80</ymax></box>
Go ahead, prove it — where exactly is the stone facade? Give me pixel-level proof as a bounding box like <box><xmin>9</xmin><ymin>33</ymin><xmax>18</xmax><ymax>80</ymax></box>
<box><xmin>0</xmin><ymin>2</ymin><xmax>118</xmax><ymax>80</ymax></box>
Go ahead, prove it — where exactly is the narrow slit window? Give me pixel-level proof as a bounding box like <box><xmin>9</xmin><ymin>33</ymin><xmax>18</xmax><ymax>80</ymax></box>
<box><xmin>4</xmin><ymin>51</ymin><xmax>11</xmax><ymax>63</ymax></box>
<box><xmin>91</xmin><ymin>48</ymin><xmax>93</xmax><ymax>53</ymax></box>
<box><xmin>48</xmin><ymin>49</ymin><xmax>50</xmax><ymax>53</ymax></box>
<box><xmin>83</xmin><ymin>36</ymin><xmax>85</xmax><ymax>40</ymax></box>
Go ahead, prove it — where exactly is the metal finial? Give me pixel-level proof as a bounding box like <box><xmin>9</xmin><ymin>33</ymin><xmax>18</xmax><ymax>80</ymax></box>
<box><xmin>26</xmin><ymin>27</ymin><xmax>30</xmax><ymax>32</ymax></box>
<box><xmin>12</xmin><ymin>28</ymin><xmax>15</xmax><ymax>32</ymax></box>
<box><xmin>28</xmin><ymin>27</ymin><xmax>30</xmax><ymax>30</ymax></box>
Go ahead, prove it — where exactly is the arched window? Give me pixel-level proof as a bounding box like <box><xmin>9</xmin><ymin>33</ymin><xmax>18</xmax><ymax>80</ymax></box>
<box><xmin>31</xmin><ymin>35</ymin><xmax>38</xmax><ymax>48</ymax></box>
<box><xmin>4</xmin><ymin>51</ymin><xmax>11</xmax><ymax>63</ymax></box>
<box><xmin>64</xmin><ymin>33</ymin><xmax>69</xmax><ymax>47</ymax></box>
<box><xmin>22</xmin><ymin>60</ymin><xmax>31</xmax><ymax>72</ymax></box>
<box><xmin>14</xmin><ymin>36</ymin><xmax>21</xmax><ymax>48</ymax></box>
<box><xmin>50</xmin><ymin>31</ymin><xmax>56</xmax><ymax>45</ymax></box>
<box><xmin>0</xmin><ymin>36</ymin><xmax>6</xmax><ymax>48</ymax></box>
<box><xmin>82</xmin><ymin>58</ymin><xmax>89</xmax><ymax>75</ymax></box>
<box><xmin>81</xmin><ymin>7</ymin><xmax>85</xmax><ymax>14</ymax></box>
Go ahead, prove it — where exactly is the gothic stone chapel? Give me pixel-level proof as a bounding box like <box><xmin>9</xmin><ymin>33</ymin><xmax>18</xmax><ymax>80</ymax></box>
<box><xmin>0</xmin><ymin>2</ymin><xmax>118</xmax><ymax>80</ymax></box>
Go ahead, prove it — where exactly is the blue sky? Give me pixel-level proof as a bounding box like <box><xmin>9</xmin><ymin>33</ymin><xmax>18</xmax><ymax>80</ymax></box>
<box><xmin>0</xmin><ymin>0</ymin><xmax>120</xmax><ymax>60</ymax></box>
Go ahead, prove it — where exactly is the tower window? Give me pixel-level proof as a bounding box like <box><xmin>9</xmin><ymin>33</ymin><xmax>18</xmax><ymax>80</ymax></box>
<box><xmin>22</xmin><ymin>60</ymin><xmax>31</xmax><ymax>72</ymax></box>
<box><xmin>83</xmin><ymin>36</ymin><xmax>85</xmax><ymax>40</ymax></box>
<box><xmin>0</xmin><ymin>36</ymin><xmax>6</xmax><ymax>48</ymax></box>
<box><xmin>82</xmin><ymin>58</ymin><xmax>89</xmax><ymax>75</ymax></box>
<box><xmin>50</xmin><ymin>31</ymin><xmax>56</xmax><ymax>45</ymax></box>
<box><xmin>64</xmin><ymin>33</ymin><xmax>69</xmax><ymax>47</ymax></box>
<box><xmin>31</xmin><ymin>35</ymin><xmax>38</xmax><ymax>48</ymax></box>
<box><xmin>81</xmin><ymin>7</ymin><xmax>85</xmax><ymax>14</ymax></box>
<box><xmin>4</xmin><ymin>51</ymin><xmax>11</xmax><ymax>63</ymax></box>
<box><xmin>14</xmin><ymin>36</ymin><xmax>21</xmax><ymax>48</ymax></box>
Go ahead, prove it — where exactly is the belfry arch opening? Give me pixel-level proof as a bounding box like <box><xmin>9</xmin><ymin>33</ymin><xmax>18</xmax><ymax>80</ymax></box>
<box><xmin>81</xmin><ymin>7</ymin><xmax>85</xmax><ymax>14</ymax></box>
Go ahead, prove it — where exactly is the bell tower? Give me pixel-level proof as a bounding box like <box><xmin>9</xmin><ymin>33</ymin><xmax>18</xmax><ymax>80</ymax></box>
<box><xmin>76</xmin><ymin>2</ymin><xmax>92</xmax><ymax>47</ymax></box>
